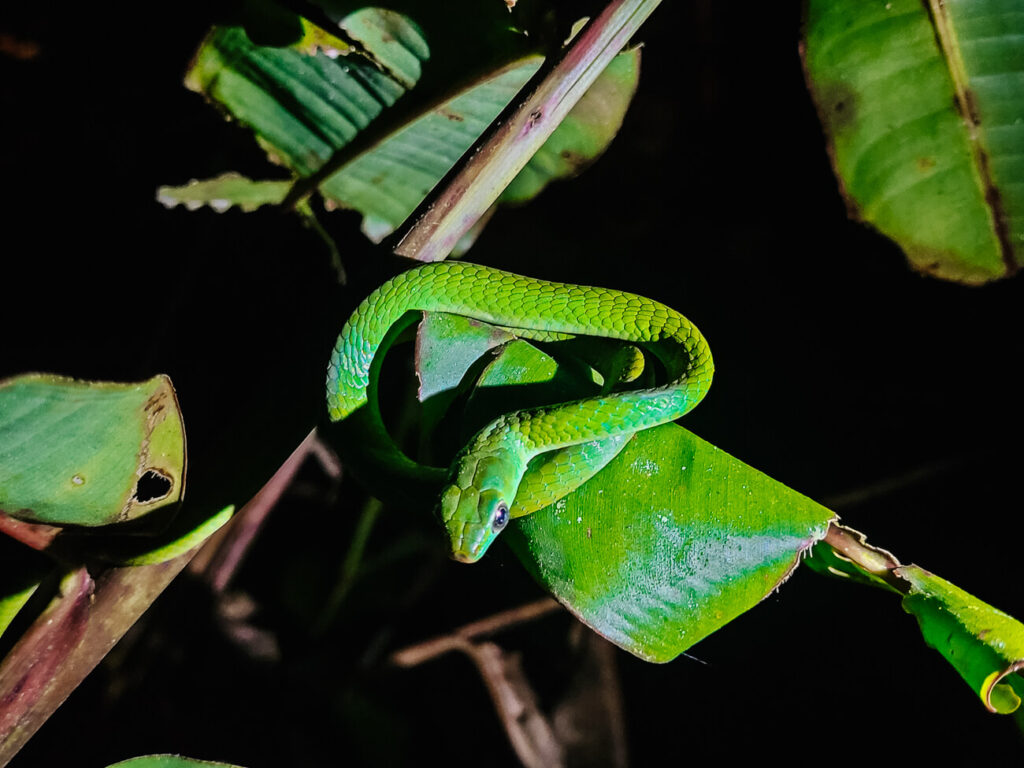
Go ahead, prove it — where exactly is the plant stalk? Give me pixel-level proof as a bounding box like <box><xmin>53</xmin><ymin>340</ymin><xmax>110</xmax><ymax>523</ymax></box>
<box><xmin>391</xmin><ymin>0</ymin><xmax>662</xmax><ymax>262</ymax></box>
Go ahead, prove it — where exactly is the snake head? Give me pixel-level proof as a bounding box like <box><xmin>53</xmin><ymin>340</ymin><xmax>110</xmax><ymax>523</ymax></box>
<box><xmin>437</xmin><ymin>451</ymin><xmax>521</xmax><ymax>563</ymax></box>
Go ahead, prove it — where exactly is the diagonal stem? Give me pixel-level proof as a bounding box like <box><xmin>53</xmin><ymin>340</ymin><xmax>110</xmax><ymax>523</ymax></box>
<box><xmin>390</xmin><ymin>0</ymin><xmax>662</xmax><ymax>262</ymax></box>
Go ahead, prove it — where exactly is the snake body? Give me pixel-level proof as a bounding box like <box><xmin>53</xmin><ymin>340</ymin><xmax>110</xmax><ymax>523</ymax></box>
<box><xmin>326</xmin><ymin>262</ymin><xmax>713</xmax><ymax>563</ymax></box>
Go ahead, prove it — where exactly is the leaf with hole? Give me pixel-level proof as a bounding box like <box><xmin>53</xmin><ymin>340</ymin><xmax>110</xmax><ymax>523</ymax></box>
<box><xmin>0</xmin><ymin>374</ymin><xmax>185</xmax><ymax>527</ymax></box>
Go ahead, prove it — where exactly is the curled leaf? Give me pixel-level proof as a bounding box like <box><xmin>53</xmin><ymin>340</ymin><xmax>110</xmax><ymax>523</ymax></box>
<box><xmin>899</xmin><ymin>565</ymin><xmax>1024</xmax><ymax>713</ymax></box>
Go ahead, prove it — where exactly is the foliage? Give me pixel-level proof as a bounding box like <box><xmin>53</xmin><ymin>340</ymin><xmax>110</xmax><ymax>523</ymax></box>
<box><xmin>1</xmin><ymin>1</ymin><xmax>1023</xmax><ymax>765</ymax></box>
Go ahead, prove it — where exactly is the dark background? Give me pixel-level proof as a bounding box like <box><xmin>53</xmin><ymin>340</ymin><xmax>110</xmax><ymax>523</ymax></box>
<box><xmin>3</xmin><ymin>1</ymin><xmax>1022</xmax><ymax>765</ymax></box>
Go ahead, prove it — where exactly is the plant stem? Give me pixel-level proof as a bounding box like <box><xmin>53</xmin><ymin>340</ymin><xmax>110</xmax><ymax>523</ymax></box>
<box><xmin>389</xmin><ymin>597</ymin><xmax>561</xmax><ymax>667</ymax></box>
<box><xmin>390</xmin><ymin>0</ymin><xmax>662</xmax><ymax>262</ymax></box>
<box><xmin>822</xmin><ymin>522</ymin><xmax>908</xmax><ymax>593</ymax></box>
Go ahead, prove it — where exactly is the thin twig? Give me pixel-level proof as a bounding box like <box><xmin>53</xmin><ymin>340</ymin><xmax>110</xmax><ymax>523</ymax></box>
<box><xmin>390</xmin><ymin>597</ymin><xmax>562</xmax><ymax>667</ymax></box>
<box><xmin>460</xmin><ymin>640</ymin><xmax>565</xmax><ymax>768</ymax></box>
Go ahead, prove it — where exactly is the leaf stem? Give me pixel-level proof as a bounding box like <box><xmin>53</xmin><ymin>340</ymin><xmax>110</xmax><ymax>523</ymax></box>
<box><xmin>822</xmin><ymin>522</ymin><xmax>907</xmax><ymax>592</ymax></box>
<box><xmin>389</xmin><ymin>597</ymin><xmax>561</xmax><ymax>667</ymax></box>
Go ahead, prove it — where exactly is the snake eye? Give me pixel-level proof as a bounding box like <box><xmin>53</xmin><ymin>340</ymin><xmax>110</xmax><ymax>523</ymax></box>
<box><xmin>492</xmin><ymin>502</ymin><xmax>510</xmax><ymax>532</ymax></box>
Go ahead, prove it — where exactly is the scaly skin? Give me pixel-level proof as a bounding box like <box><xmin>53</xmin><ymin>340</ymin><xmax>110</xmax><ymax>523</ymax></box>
<box><xmin>326</xmin><ymin>262</ymin><xmax>714</xmax><ymax>563</ymax></box>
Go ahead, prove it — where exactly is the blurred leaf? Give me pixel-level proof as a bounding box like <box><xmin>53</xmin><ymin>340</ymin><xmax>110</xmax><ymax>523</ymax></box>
<box><xmin>339</xmin><ymin>7</ymin><xmax>429</xmax><ymax>88</ymax></box>
<box><xmin>803</xmin><ymin>0</ymin><xmax>1023</xmax><ymax>283</ymax></box>
<box><xmin>157</xmin><ymin>173</ymin><xmax>290</xmax><ymax>213</ymax></box>
<box><xmin>106</xmin><ymin>756</ymin><xmax>245</xmax><ymax>768</ymax></box>
<box><xmin>96</xmin><ymin>504</ymin><xmax>235</xmax><ymax>566</ymax></box>
<box><xmin>0</xmin><ymin>374</ymin><xmax>185</xmax><ymax>527</ymax></box>
<box><xmin>415</xmin><ymin>314</ymin><xmax>834</xmax><ymax>662</ymax></box>
<box><xmin>0</xmin><ymin>538</ymin><xmax>51</xmax><ymax>639</ymax></box>
<box><xmin>899</xmin><ymin>565</ymin><xmax>1024</xmax><ymax>713</ymax></box>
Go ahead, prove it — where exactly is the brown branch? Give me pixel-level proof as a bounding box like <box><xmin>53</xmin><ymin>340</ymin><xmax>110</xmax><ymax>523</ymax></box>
<box><xmin>390</xmin><ymin>597</ymin><xmax>562</xmax><ymax>667</ymax></box>
<box><xmin>460</xmin><ymin>640</ymin><xmax>565</xmax><ymax>768</ymax></box>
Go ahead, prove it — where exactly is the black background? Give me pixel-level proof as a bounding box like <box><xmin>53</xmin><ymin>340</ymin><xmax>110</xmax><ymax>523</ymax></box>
<box><xmin>3</xmin><ymin>1</ymin><xmax>1023</xmax><ymax>765</ymax></box>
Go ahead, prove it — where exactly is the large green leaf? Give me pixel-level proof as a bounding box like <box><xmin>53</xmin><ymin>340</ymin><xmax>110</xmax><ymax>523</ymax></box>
<box><xmin>507</xmin><ymin>424</ymin><xmax>831</xmax><ymax>662</ymax></box>
<box><xmin>415</xmin><ymin>313</ymin><xmax>834</xmax><ymax>662</ymax></box>
<box><xmin>803</xmin><ymin>0</ymin><xmax>1024</xmax><ymax>283</ymax></box>
<box><xmin>162</xmin><ymin>11</ymin><xmax>640</xmax><ymax>246</ymax></box>
<box><xmin>0</xmin><ymin>374</ymin><xmax>186</xmax><ymax>527</ymax></box>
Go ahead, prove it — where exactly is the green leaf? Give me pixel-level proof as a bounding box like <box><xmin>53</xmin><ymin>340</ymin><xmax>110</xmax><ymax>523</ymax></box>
<box><xmin>96</xmin><ymin>505</ymin><xmax>235</xmax><ymax>566</ymax></box>
<box><xmin>106</xmin><ymin>756</ymin><xmax>245</xmax><ymax>768</ymax></box>
<box><xmin>319</xmin><ymin>56</ymin><xmax>541</xmax><ymax>240</ymax></box>
<box><xmin>899</xmin><ymin>565</ymin><xmax>1024</xmax><ymax>713</ymax></box>
<box><xmin>185</xmin><ymin>22</ymin><xmax>417</xmax><ymax>177</ymax></box>
<box><xmin>177</xmin><ymin>12</ymin><xmax>640</xmax><ymax>247</ymax></box>
<box><xmin>415</xmin><ymin>314</ymin><xmax>834</xmax><ymax>662</ymax></box>
<box><xmin>802</xmin><ymin>0</ymin><xmax>1023</xmax><ymax>283</ymax></box>
<box><xmin>416</xmin><ymin>312</ymin><xmax>515</xmax><ymax>441</ymax></box>
<box><xmin>156</xmin><ymin>173</ymin><xmax>290</xmax><ymax>213</ymax></box>
<box><xmin>321</xmin><ymin>49</ymin><xmax>640</xmax><ymax>240</ymax></box>
<box><xmin>338</xmin><ymin>7</ymin><xmax>429</xmax><ymax>89</ymax></box>
<box><xmin>509</xmin><ymin>425</ymin><xmax>832</xmax><ymax>662</ymax></box>
<box><xmin>0</xmin><ymin>374</ymin><xmax>186</xmax><ymax>527</ymax></box>
<box><xmin>0</xmin><ymin>538</ymin><xmax>51</xmax><ymax>639</ymax></box>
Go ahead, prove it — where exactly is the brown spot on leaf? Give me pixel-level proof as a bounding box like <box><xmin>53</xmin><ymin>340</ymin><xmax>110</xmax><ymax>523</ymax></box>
<box><xmin>559</xmin><ymin>149</ymin><xmax>586</xmax><ymax>169</ymax></box>
<box><xmin>917</xmin><ymin>156</ymin><xmax>936</xmax><ymax>171</ymax></box>
<box><xmin>816</xmin><ymin>81</ymin><xmax>859</xmax><ymax>132</ymax></box>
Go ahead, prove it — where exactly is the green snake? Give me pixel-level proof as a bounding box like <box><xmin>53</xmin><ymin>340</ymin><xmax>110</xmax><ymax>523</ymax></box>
<box><xmin>326</xmin><ymin>262</ymin><xmax>713</xmax><ymax>563</ymax></box>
